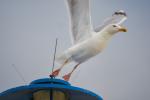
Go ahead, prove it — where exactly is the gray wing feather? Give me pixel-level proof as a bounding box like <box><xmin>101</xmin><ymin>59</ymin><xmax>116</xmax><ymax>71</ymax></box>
<box><xmin>67</xmin><ymin>0</ymin><xmax>93</xmax><ymax>44</ymax></box>
<box><xmin>95</xmin><ymin>10</ymin><xmax>127</xmax><ymax>32</ymax></box>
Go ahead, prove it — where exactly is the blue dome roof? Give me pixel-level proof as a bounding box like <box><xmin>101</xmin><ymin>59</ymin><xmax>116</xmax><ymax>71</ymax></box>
<box><xmin>0</xmin><ymin>78</ymin><xmax>103</xmax><ymax>100</ymax></box>
<box><xmin>30</xmin><ymin>78</ymin><xmax>70</xmax><ymax>85</ymax></box>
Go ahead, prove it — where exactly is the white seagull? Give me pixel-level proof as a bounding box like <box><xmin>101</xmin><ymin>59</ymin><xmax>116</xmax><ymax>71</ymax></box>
<box><xmin>51</xmin><ymin>0</ymin><xmax>127</xmax><ymax>81</ymax></box>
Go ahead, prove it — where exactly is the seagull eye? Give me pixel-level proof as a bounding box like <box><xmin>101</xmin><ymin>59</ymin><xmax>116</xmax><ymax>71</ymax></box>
<box><xmin>112</xmin><ymin>25</ymin><xmax>117</xmax><ymax>27</ymax></box>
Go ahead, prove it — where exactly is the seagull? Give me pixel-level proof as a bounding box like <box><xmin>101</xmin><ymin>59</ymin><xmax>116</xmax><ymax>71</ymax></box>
<box><xmin>50</xmin><ymin>0</ymin><xmax>127</xmax><ymax>81</ymax></box>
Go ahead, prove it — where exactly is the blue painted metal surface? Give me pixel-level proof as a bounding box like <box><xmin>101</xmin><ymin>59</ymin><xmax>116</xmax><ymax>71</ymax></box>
<box><xmin>0</xmin><ymin>78</ymin><xmax>103</xmax><ymax>100</ymax></box>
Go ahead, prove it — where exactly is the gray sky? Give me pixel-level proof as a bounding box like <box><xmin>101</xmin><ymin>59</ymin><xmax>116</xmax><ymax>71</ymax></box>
<box><xmin>0</xmin><ymin>0</ymin><xmax>150</xmax><ymax>100</ymax></box>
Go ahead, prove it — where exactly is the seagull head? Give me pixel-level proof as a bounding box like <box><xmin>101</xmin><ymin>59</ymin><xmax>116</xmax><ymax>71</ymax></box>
<box><xmin>104</xmin><ymin>24</ymin><xmax>127</xmax><ymax>34</ymax></box>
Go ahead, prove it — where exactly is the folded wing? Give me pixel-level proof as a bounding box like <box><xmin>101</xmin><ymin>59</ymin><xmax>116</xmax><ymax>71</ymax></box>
<box><xmin>67</xmin><ymin>0</ymin><xmax>93</xmax><ymax>44</ymax></box>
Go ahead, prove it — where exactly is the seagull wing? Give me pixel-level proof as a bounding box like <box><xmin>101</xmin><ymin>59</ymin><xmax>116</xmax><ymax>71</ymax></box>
<box><xmin>95</xmin><ymin>10</ymin><xmax>127</xmax><ymax>32</ymax></box>
<box><xmin>66</xmin><ymin>0</ymin><xmax>93</xmax><ymax>44</ymax></box>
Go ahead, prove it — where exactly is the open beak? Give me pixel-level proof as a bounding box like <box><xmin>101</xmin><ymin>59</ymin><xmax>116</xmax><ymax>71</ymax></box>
<box><xmin>118</xmin><ymin>26</ymin><xmax>127</xmax><ymax>32</ymax></box>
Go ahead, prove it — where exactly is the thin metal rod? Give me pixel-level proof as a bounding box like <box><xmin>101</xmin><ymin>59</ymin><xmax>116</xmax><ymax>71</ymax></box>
<box><xmin>51</xmin><ymin>38</ymin><xmax>58</xmax><ymax>74</ymax></box>
<box><xmin>12</xmin><ymin>64</ymin><xmax>26</xmax><ymax>83</ymax></box>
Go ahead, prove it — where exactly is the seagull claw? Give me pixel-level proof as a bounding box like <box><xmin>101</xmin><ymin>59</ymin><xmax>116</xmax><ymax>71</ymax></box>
<box><xmin>51</xmin><ymin>69</ymin><xmax>61</xmax><ymax>77</ymax></box>
<box><xmin>63</xmin><ymin>73</ymin><xmax>72</xmax><ymax>81</ymax></box>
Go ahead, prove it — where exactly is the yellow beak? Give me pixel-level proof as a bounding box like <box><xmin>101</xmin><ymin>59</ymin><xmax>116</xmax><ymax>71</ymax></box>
<box><xmin>118</xmin><ymin>27</ymin><xmax>127</xmax><ymax>32</ymax></box>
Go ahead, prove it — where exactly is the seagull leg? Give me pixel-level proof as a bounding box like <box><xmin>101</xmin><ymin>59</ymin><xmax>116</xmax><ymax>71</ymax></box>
<box><xmin>51</xmin><ymin>59</ymin><xmax>68</xmax><ymax>77</ymax></box>
<box><xmin>63</xmin><ymin>63</ymin><xmax>81</xmax><ymax>81</ymax></box>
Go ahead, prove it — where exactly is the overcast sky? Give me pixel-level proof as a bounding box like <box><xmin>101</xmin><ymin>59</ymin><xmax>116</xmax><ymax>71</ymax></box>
<box><xmin>0</xmin><ymin>0</ymin><xmax>150</xmax><ymax>100</ymax></box>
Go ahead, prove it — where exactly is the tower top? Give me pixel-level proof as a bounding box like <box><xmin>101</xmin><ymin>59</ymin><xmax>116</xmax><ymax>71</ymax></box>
<box><xmin>0</xmin><ymin>78</ymin><xmax>103</xmax><ymax>100</ymax></box>
<box><xmin>30</xmin><ymin>78</ymin><xmax>70</xmax><ymax>85</ymax></box>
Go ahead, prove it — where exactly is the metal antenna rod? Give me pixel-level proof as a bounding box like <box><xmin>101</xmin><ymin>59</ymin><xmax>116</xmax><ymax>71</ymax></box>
<box><xmin>51</xmin><ymin>38</ymin><xmax>58</xmax><ymax>75</ymax></box>
<box><xmin>12</xmin><ymin>64</ymin><xmax>26</xmax><ymax>83</ymax></box>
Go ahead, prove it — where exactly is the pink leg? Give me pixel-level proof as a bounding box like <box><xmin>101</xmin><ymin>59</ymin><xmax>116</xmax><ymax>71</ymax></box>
<box><xmin>50</xmin><ymin>60</ymin><xmax>68</xmax><ymax>77</ymax></box>
<box><xmin>63</xmin><ymin>63</ymin><xmax>80</xmax><ymax>81</ymax></box>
